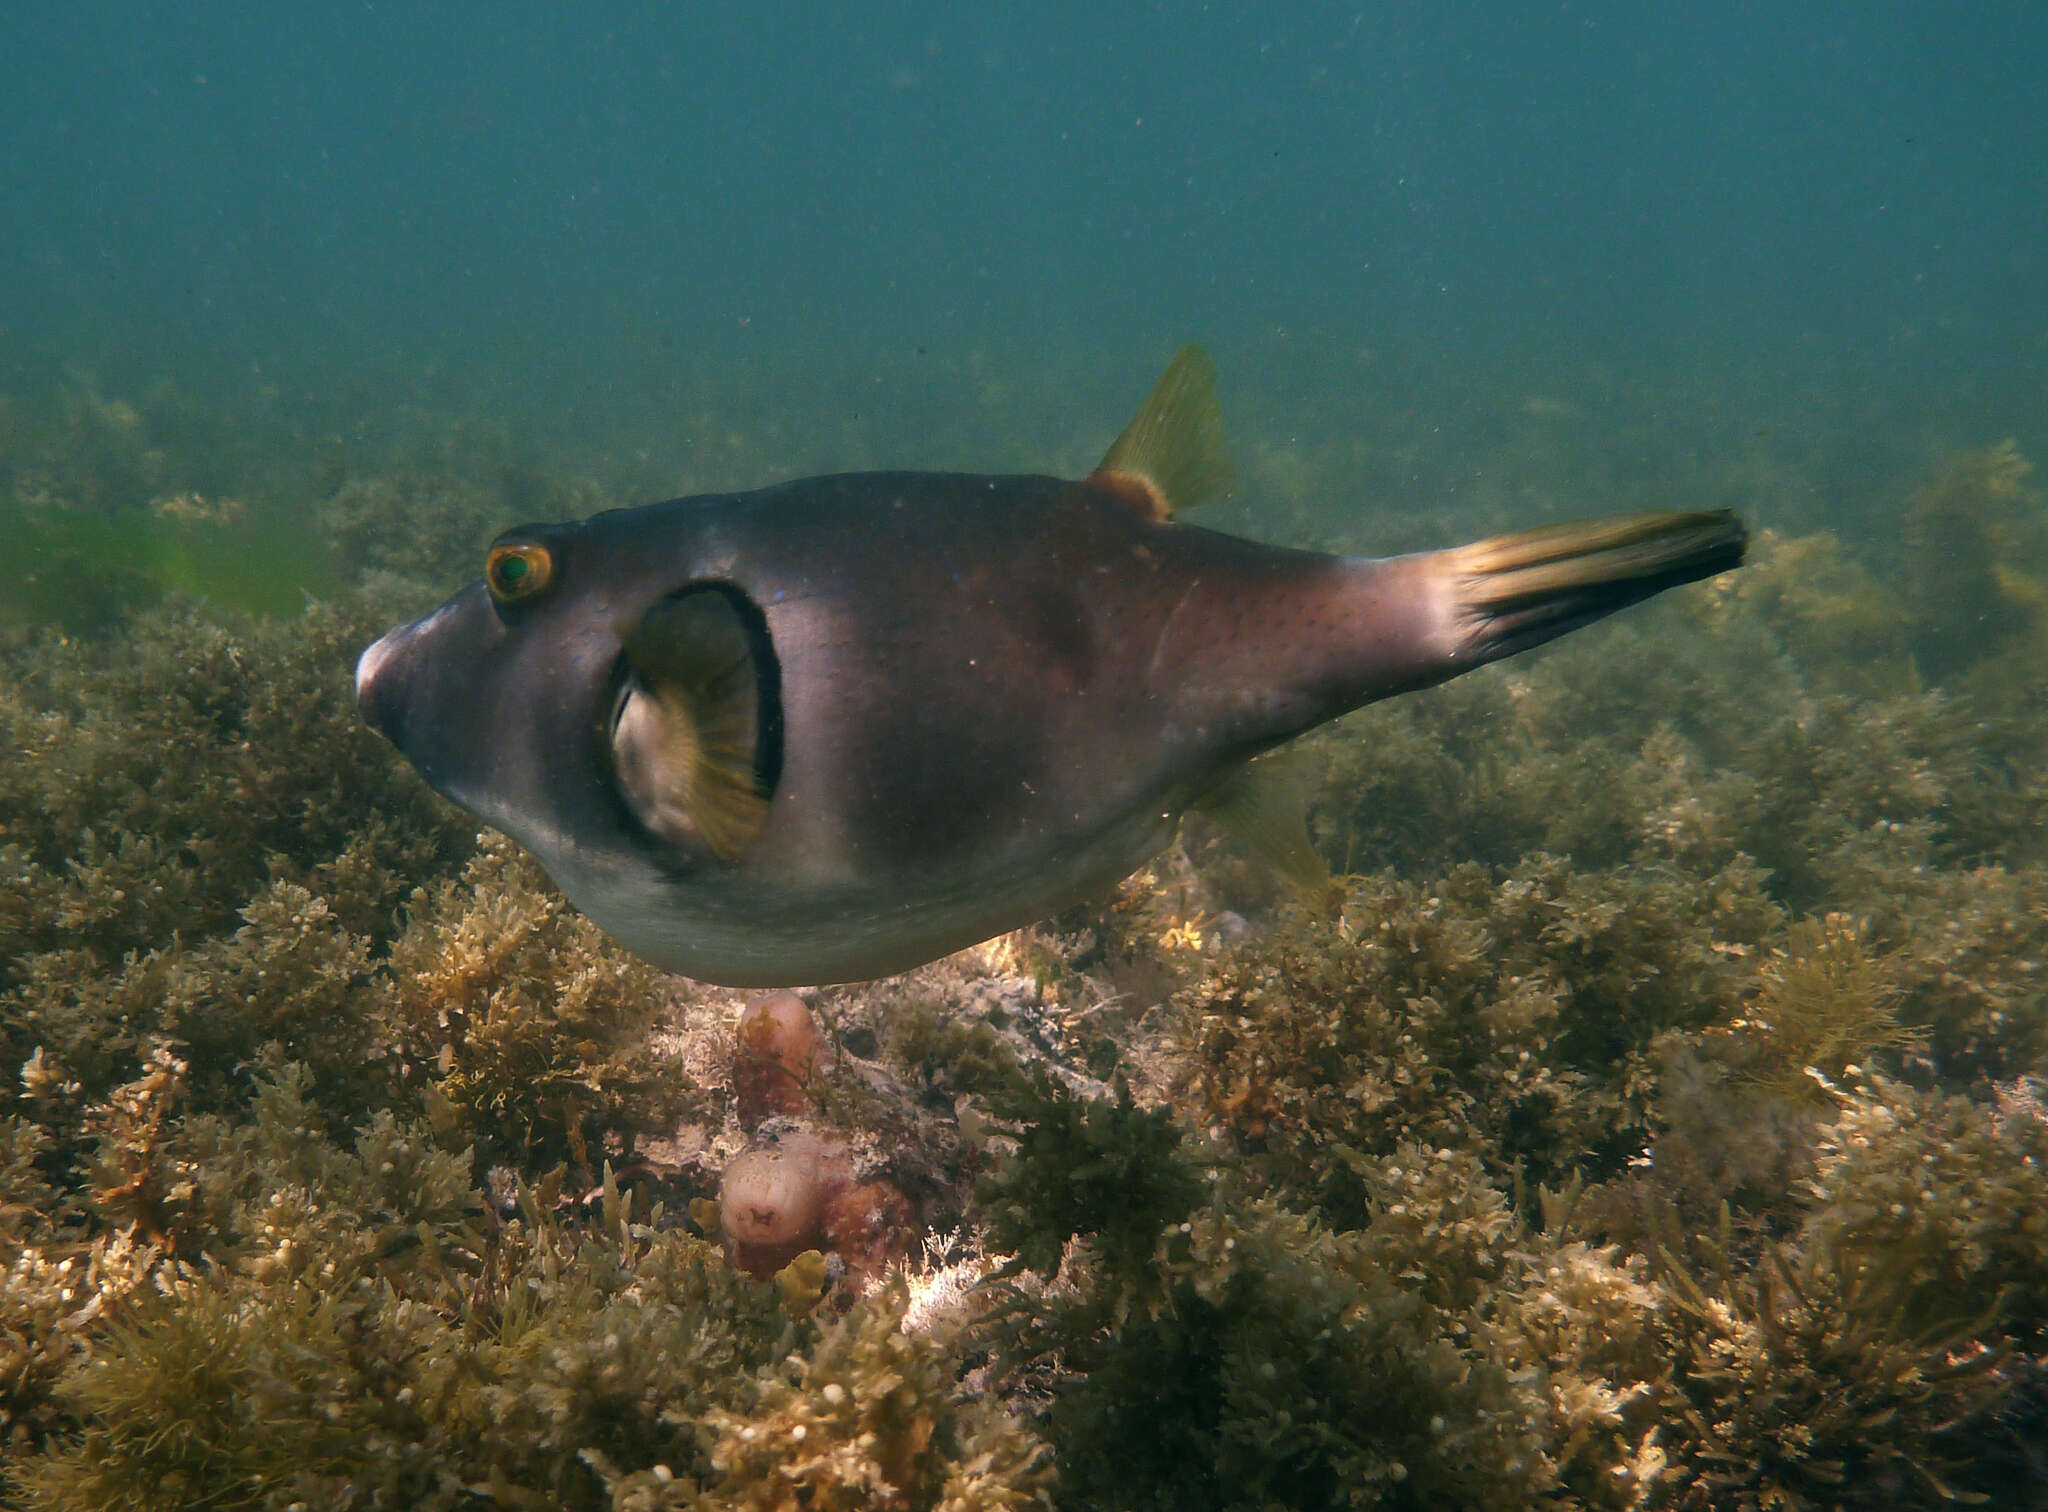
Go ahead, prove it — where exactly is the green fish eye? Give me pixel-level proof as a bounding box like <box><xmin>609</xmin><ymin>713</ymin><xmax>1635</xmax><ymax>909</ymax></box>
<box><xmin>486</xmin><ymin>542</ymin><xmax>554</xmax><ymax>604</ymax></box>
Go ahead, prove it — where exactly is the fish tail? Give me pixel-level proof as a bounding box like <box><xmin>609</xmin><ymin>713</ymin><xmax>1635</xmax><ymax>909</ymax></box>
<box><xmin>1438</xmin><ymin>509</ymin><xmax>1748</xmax><ymax>665</ymax></box>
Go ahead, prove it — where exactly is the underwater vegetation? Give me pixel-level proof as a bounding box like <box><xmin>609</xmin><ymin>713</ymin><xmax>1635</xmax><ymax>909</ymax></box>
<box><xmin>0</xmin><ymin>378</ymin><xmax>351</xmax><ymax>636</ymax></box>
<box><xmin>2</xmin><ymin>379</ymin><xmax>2047</xmax><ymax>1509</ymax></box>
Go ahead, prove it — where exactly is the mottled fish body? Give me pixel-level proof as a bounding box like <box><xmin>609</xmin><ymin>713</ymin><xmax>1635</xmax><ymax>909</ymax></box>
<box><xmin>356</xmin><ymin>351</ymin><xmax>1745</xmax><ymax>985</ymax></box>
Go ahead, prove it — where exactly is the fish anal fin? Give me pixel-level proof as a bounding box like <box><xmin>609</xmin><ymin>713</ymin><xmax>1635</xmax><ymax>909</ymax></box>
<box><xmin>1089</xmin><ymin>344</ymin><xmax>1233</xmax><ymax>519</ymax></box>
<box><xmin>1194</xmin><ymin>753</ymin><xmax>1334</xmax><ymax>904</ymax></box>
<box><xmin>616</xmin><ymin>586</ymin><xmax>776</xmax><ymax>861</ymax></box>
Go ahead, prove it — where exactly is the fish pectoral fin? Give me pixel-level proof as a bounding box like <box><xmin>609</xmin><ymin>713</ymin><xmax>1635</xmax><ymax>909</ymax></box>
<box><xmin>1194</xmin><ymin>753</ymin><xmax>1335</xmax><ymax>903</ymax></box>
<box><xmin>1089</xmin><ymin>344</ymin><xmax>1234</xmax><ymax>520</ymax></box>
<box><xmin>614</xmin><ymin>585</ymin><xmax>780</xmax><ymax>861</ymax></box>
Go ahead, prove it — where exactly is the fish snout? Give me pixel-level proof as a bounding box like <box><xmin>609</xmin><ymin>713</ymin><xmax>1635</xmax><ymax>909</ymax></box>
<box><xmin>353</xmin><ymin>626</ymin><xmax>412</xmax><ymax>746</ymax></box>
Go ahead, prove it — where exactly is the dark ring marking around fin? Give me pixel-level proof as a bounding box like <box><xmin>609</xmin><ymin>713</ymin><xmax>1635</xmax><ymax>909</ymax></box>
<box><xmin>1088</xmin><ymin>344</ymin><xmax>1234</xmax><ymax>519</ymax></box>
<box><xmin>611</xmin><ymin>582</ymin><xmax>783</xmax><ymax>861</ymax></box>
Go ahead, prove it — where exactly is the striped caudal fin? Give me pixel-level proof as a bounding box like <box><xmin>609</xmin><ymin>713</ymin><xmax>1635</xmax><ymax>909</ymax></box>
<box><xmin>1442</xmin><ymin>509</ymin><xmax>1748</xmax><ymax>664</ymax></box>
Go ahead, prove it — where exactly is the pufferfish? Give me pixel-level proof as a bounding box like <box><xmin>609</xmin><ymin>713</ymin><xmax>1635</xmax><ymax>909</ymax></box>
<box><xmin>355</xmin><ymin>350</ymin><xmax>1745</xmax><ymax>986</ymax></box>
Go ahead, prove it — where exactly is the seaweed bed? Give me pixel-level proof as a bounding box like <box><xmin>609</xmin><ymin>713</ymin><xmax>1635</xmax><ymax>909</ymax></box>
<box><xmin>3</xmin><ymin>376</ymin><xmax>2047</xmax><ymax>1510</ymax></box>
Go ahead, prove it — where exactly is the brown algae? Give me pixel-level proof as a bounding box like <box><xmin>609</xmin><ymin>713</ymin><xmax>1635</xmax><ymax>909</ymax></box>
<box><xmin>1</xmin><ymin>392</ymin><xmax>2045</xmax><ymax>1508</ymax></box>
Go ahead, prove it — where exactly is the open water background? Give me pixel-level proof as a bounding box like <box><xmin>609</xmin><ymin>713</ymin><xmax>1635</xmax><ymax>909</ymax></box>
<box><xmin>4</xmin><ymin>1</ymin><xmax>2046</xmax><ymax>545</ymax></box>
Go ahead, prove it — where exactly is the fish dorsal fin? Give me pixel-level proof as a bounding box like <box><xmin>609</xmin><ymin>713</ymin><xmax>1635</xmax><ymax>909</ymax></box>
<box><xmin>612</xmin><ymin>586</ymin><xmax>780</xmax><ymax>861</ymax></box>
<box><xmin>1193</xmin><ymin>753</ymin><xmax>1334</xmax><ymax>903</ymax></box>
<box><xmin>1090</xmin><ymin>344</ymin><xmax>1233</xmax><ymax>520</ymax></box>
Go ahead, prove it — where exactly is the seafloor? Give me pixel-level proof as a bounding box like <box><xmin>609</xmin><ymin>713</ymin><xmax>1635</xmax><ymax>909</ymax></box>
<box><xmin>2</xmin><ymin>368</ymin><xmax>2045</xmax><ymax>1510</ymax></box>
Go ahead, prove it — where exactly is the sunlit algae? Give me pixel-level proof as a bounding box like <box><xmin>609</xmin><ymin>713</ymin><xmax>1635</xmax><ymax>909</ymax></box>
<box><xmin>2</xmin><ymin>394</ymin><xmax>2046</xmax><ymax>1509</ymax></box>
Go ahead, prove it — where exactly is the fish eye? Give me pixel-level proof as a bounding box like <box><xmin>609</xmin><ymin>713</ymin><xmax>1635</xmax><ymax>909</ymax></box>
<box><xmin>485</xmin><ymin>541</ymin><xmax>554</xmax><ymax>604</ymax></box>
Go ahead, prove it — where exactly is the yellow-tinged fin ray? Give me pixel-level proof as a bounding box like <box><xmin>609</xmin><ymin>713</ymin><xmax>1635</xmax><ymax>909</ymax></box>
<box><xmin>1194</xmin><ymin>754</ymin><xmax>1335</xmax><ymax>904</ymax></box>
<box><xmin>1090</xmin><ymin>344</ymin><xmax>1233</xmax><ymax>519</ymax></box>
<box><xmin>1443</xmin><ymin>509</ymin><xmax>1748</xmax><ymax>663</ymax></box>
<box><xmin>614</xmin><ymin>587</ymin><xmax>773</xmax><ymax>861</ymax></box>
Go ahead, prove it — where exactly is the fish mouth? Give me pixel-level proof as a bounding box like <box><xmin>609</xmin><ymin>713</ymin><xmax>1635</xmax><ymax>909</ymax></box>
<box><xmin>354</xmin><ymin>597</ymin><xmax>473</xmax><ymax>751</ymax></box>
<box><xmin>351</xmin><ymin>612</ymin><xmax>489</xmax><ymax>814</ymax></box>
<box><xmin>353</xmin><ymin>626</ymin><xmax>410</xmax><ymax>745</ymax></box>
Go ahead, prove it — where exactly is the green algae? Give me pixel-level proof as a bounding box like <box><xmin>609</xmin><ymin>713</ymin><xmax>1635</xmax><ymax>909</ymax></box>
<box><xmin>1</xmin><ymin>380</ymin><xmax>349</xmax><ymax>635</ymax></box>
<box><xmin>1</xmin><ymin>384</ymin><xmax>2046</xmax><ymax>1508</ymax></box>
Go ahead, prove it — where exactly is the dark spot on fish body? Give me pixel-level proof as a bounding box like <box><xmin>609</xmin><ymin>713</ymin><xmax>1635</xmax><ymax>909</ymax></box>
<box><xmin>851</xmin><ymin>730</ymin><xmax>1039</xmax><ymax>868</ymax></box>
<box><xmin>1022</xmin><ymin>590</ymin><xmax>1095</xmax><ymax>697</ymax></box>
